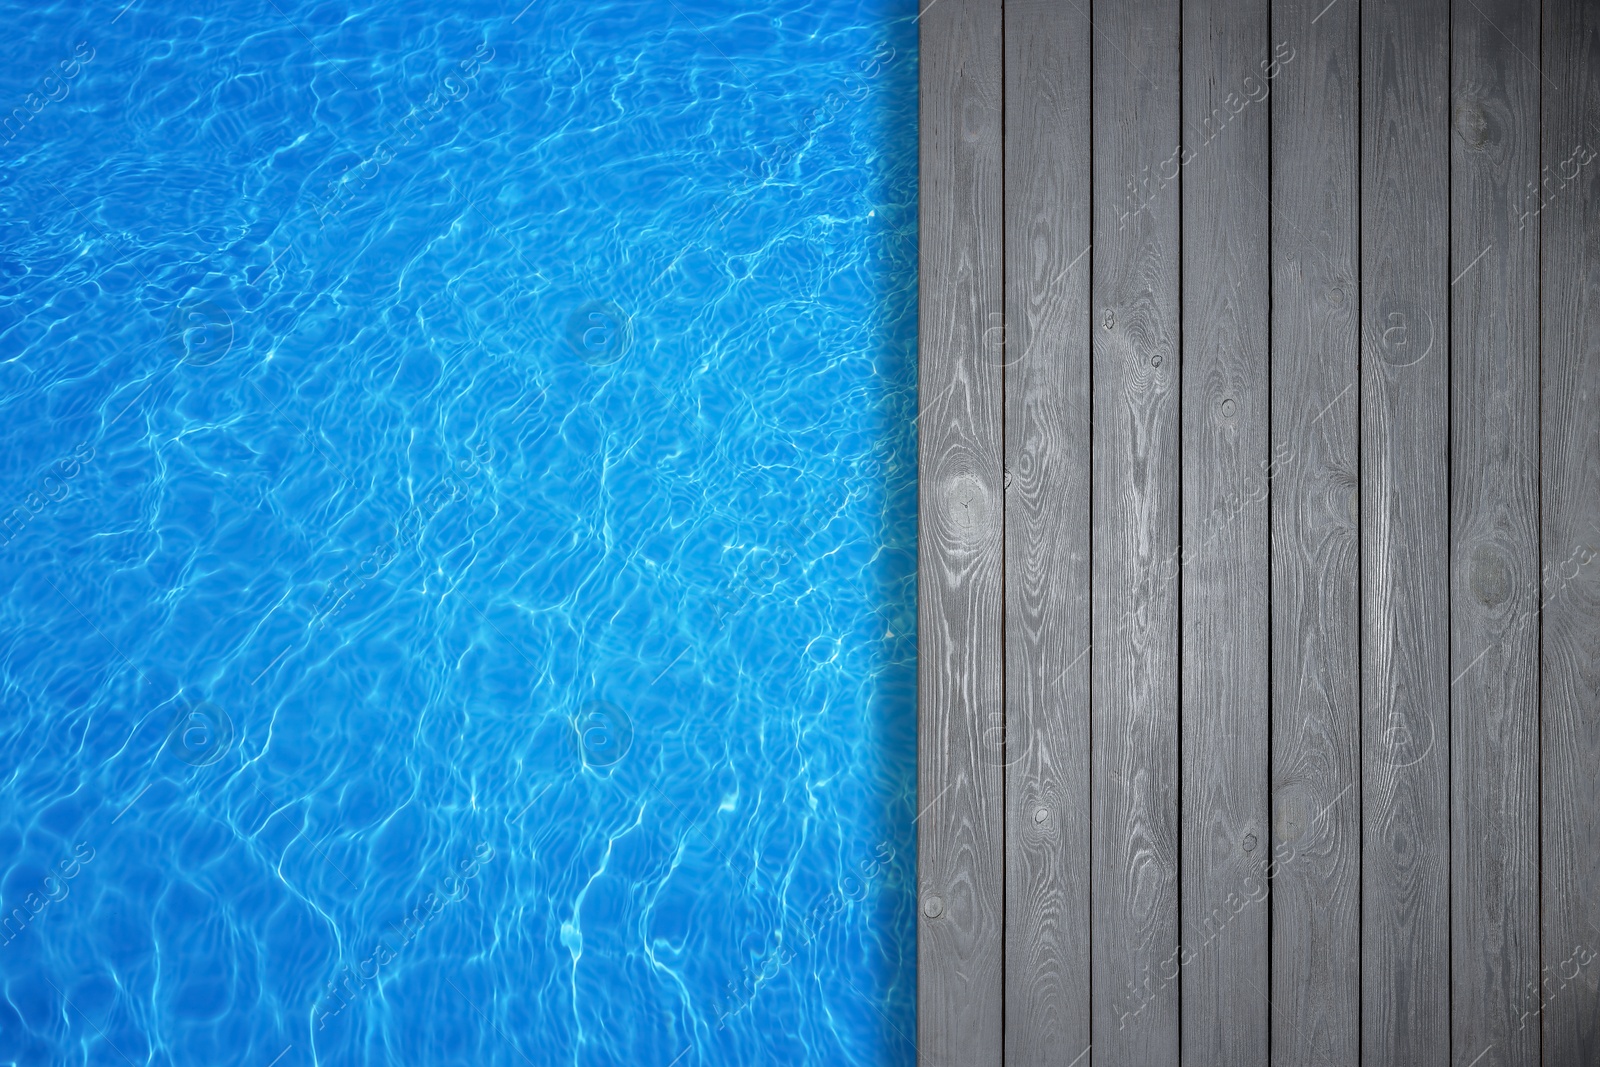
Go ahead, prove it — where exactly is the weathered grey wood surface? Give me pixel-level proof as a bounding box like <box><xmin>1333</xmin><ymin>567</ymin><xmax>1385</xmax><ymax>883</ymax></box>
<box><xmin>916</xmin><ymin>1</ymin><xmax>1598</xmax><ymax>1063</ymax></box>
<box><xmin>1361</xmin><ymin>1</ymin><xmax>1451</xmax><ymax>1063</ymax></box>
<box><xmin>1451</xmin><ymin>1</ymin><xmax>1542</xmax><ymax>1065</ymax></box>
<box><xmin>1090</xmin><ymin>0</ymin><xmax>1181</xmax><ymax>1064</ymax></box>
<box><xmin>1002</xmin><ymin>0</ymin><xmax>1093</xmax><ymax>1064</ymax></box>
<box><xmin>1179</xmin><ymin>0</ymin><xmax>1272</xmax><ymax>1060</ymax></box>
<box><xmin>917</xmin><ymin>0</ymin><xmax>1004</xmax><ymax>1063</ymax></box>
<box><xmin>1541</xmin><ymin>0</ymin><xmax>1600</xmax><ymax>1062</ymax></box>
<box><xmin>1269</xmin><ymin>1</ymin><xmax>1361</xmax><ymax>1064</ymax></box>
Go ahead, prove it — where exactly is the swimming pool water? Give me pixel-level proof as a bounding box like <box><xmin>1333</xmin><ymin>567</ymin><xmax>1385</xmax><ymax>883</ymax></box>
<box><xmin>0</xmin><ymin>1</ymin><xmax>918</xmax><ymax>1063</ymax></box>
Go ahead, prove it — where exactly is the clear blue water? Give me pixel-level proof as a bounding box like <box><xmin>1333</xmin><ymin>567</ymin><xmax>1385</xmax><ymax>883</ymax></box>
<box><xmin>0</xmin><ymin>2</ymin><xmax>917</xmax><ymax>1063</ymax></box>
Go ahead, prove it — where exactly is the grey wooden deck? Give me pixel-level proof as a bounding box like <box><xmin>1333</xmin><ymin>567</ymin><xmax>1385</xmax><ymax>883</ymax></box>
<box><xmin>915</xmin><ymin>1</ymin><xmax>1600</xmax><ymax>1064</ymax></box>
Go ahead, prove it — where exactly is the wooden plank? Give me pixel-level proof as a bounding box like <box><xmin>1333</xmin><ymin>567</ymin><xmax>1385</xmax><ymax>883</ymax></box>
<box><xmin>1361</xmin><ymin>0</ymin><xmax>1452</xmax><ymax>1063</ymax></box>
<box><xmin>1541</xmin><ymin>0</ymin><xmax>1600</xmax><ymax>1060</ymax></box>
<box><xmin>1091</xmin><ymin>0</ymin><xmax>1182</xmax><ymax>1063</ymax></box>
<box><xmin>917</xmin><ymin>0</ymin><xmax>1005</xmax><ymax>1062</ymax></box>
<box><xmin>1267</xmin><ymin>0</ymin><xmax>1361</xmax><ymax>1062</ymax></box>
<box><xmin>1179</xmin><ymin>0</ymin><xmax>1272</xmax><ymax>1061</ymax></box>
<box><xmin>1002</xmin><ymin>0</ymin><xmax>1093</xmax><ymax>1064</ymax></box>
<box><xmin>1449</xmin><ymin>1</ymin><xmax>1543</xmax><ymax>1064</ymax></box>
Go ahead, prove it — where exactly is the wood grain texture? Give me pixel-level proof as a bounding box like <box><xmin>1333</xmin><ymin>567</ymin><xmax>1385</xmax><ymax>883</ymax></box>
<box><xmin>1002</xmin><ymin>1</ymin><xmax>1093</xmax><ymax>1064</ymax></box>
<box><xmin>920</xmin><ymin>3</ymin><xmax>1580</xmax><ymax>1061</ymax></box>
<box><xmin>1179</xmin><ymin>0</ymin><xmax>1272</xmax><ymax>1062</ymax></box>
<box><xmin>917</xmin><ymin>0</ymin><xmax>1005</xmax><ymax>1063</ymax></box>
<box><xmin>1361</xmin><ymin>1</ymin><xmax>1452</xmax><ymax>1064</ymax></box>
<box><xmin>1541</xmin><ymin>0</ymin><xmax>1600</xmax><ymax>1061</ymax></box>
<box><xmin>1449</xmin><ymin>1</ymin><xmax>1543</xmax><ymax>1064</ymax></box>
<box><xmin>1091</xmin><ymin>1</ymin><xmax>1182</xmax><ymax>1063</ymax></box>
<box><xmin>1267</xmin><ymin>0</ymin><xmax>1361</xmax><ymax>1063</ymax></box>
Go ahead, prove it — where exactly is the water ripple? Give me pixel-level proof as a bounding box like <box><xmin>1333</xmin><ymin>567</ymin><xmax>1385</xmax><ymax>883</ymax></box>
<box><xmin>0</xmin><ymin>0</ymin><xmax>918</xmax><ymax>1064</ymax></box>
